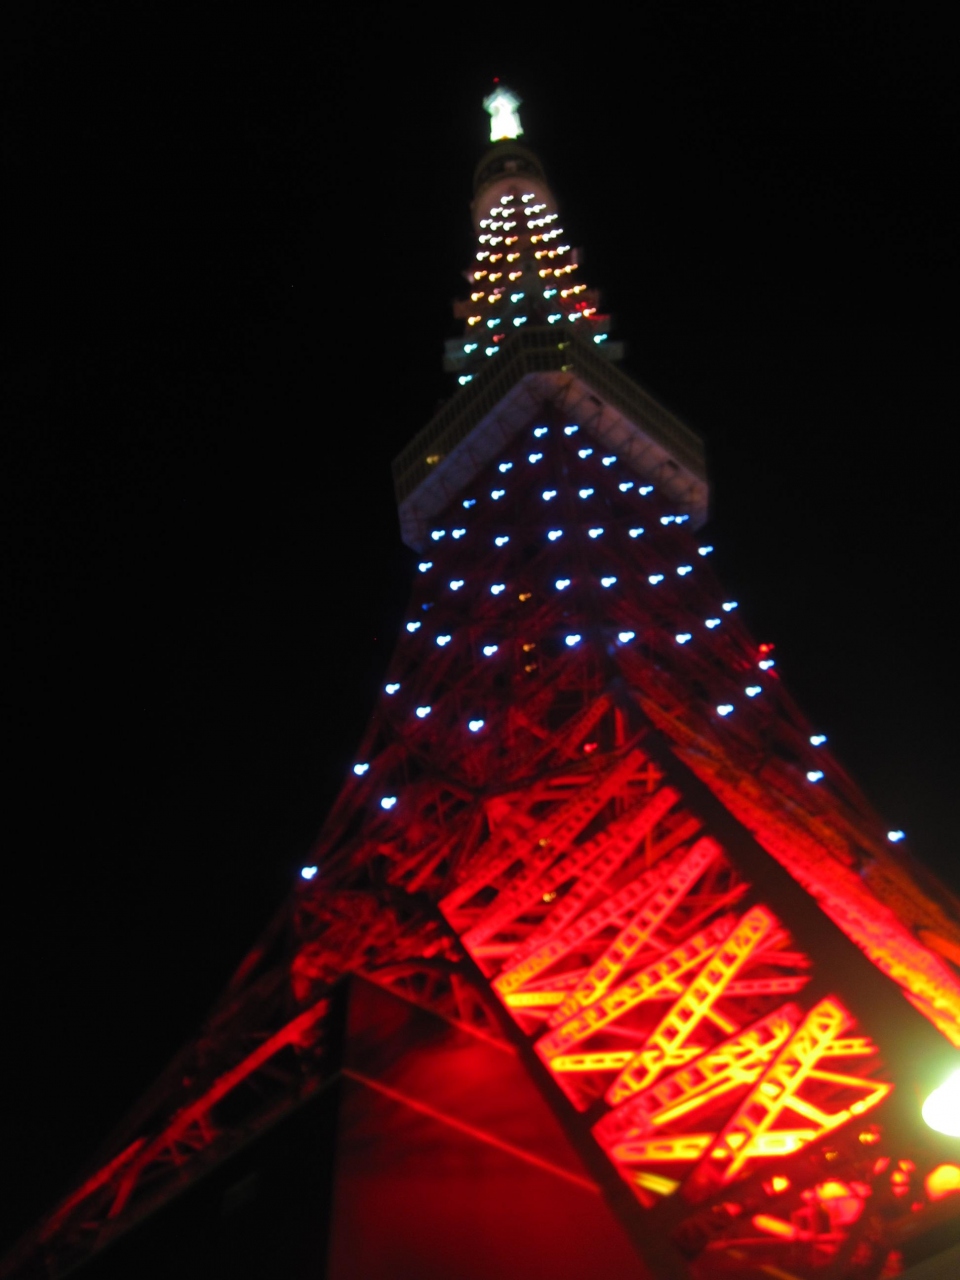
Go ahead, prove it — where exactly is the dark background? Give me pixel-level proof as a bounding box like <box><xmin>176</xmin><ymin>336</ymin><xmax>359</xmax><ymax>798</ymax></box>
<box><xmin>3</xmin><ymin>1</ymin><xmax>957</xmax><ymax>1255</ymax></box>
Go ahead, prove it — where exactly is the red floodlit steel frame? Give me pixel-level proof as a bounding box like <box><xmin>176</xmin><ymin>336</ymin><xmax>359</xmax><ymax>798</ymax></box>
<box><xmin>7</xmin><ymin>396</ymin><xmax>960</xmax><ymax>1280</ymax></box>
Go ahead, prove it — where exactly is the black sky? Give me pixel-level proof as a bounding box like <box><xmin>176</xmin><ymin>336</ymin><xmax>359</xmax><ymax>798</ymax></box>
<box><xmin>3</xmin><ymin>2</ymin><xmax>958</xmax><ymax>1254</ymax></box>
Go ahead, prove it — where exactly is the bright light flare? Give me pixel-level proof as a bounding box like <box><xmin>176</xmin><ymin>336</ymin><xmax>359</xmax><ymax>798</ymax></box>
<box><xmin>923</xmin><ymin>1070</ymin><xmax>960</xmax><ymax>1137</ymax></box>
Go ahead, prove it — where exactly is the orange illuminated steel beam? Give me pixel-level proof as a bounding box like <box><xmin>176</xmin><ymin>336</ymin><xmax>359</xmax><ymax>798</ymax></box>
<box><xmin>552</xmin><ymin>836</ymin><xmax>723</xmax><ymax>1023</ymax></box>
<box><xmin>685</xmin><ymin>995</ymin><xmax>891</xmax><ymax>1197</ymax></box>
<box><xmin>494</xmin><ymin>833</ymin><xmax>690</xmax><ymax>1000</ymax></box>
<box><xmin>605</xmin><ymin>905</ymin><xmax>779</xmax><ymax>1104</ymax></box>
<box><xmin>535</xmin><ymin>917</ymin><xmax>734</xmax><ymax>1064</ymax></box>
<box><xmin>594</xmin><ymin>1003</ymin><xmax>803</xmax><ymax>1146</ymax></box>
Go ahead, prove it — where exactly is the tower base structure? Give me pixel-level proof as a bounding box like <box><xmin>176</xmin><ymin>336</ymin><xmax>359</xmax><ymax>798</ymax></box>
<box><xmin>58</xmin><ymin>978</ymin><xmax>646</xmax><ymax>1280</ymax></box>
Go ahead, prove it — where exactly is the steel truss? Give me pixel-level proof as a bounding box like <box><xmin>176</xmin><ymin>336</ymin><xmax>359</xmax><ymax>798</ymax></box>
<box><xmin>7</xmin><ymin>406</ymin><xmax>960</xmax><ymax>1280</ymax></box>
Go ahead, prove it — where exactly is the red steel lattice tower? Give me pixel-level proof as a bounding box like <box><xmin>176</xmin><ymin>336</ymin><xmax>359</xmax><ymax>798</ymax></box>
<box><xmin>7</xmin><ymin>91</ymin><xmax>960</xmax><ymax>1280</ymax></box>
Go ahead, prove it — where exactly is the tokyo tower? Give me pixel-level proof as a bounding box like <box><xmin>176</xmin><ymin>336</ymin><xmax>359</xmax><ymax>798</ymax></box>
<box><xmin>7</xmin><ymin>89</ymin><xmax>960</xmax><ymax>1280</ymax></box>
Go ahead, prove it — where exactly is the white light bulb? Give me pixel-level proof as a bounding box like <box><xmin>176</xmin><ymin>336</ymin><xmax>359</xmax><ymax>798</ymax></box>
<box><xmin>565</xmin><ymin>634</ymin><xmax>582</xmax><ymax>647</ymax></box>
<box><xmin>491</xmin><ymin>489</ymin><xmax>506</xmax><ymax>500</ymax></box>
<box><xmin>807</xmin><ymin>770</ymin><xmax>824</xmax><ymax>783</ymax></box>
<box><xmin>555</xmin><ymin>578</ymin><xmax>571</xmax><ymax>590</ymax></box>
<box><xmin>353</xmin><ymin>763</ymin><xmax>369</xmax><ymax>776</ymax></box>
<box><xmin>490</xmin><ymin>584</ymin><xmax>505</xmax><ymax>595</ymax></box>
<box><xmin>431</xmin><ymin>529</ymin><xmax>446</xmax><ymax>540</ymax></box>
<box><xmin>722</xmin><ymin>601</ymin><xmax>738</xmax><ymax>612</ymax></box>
<box><xmin>698</xmin><ymin>545</ymin><xmax>714</xmax><ymax>556</ymax></box>
<box><xmin>563</xmin><ymin>425</ymin><xmax>579</xmax><ymax>435</ymax></box>
<box><xmin>528</xmin><ymin>452</ymin><xmax>543</xmax><ymax>463</ymax></box>
<box><xmin>588</xmin><ymin>527</ymin><xmax>604</xmax><ymax>538</ymax></box>
<box><xmin>628</xmin><ymin>527</ymin><xmax>644</xmax><ymax>538</ymax></box>
<box><xmin>639</xmin><ymin>485</ymin><xmax>653</xmax><ymax>495</ymax></box>
<box><xmin>676</xmin><ymin>633</ymin><xmax>692</xmax><ymax>645</ymax></box>
<box><xmin>618</xmin><ymin>631</ymin><xmax>636</xmax><ymax>643</ymax></box>
<box><xmin>482</xmin><ymin>644</ymin><xmax>498</xmax><ymax>657</ymax></box>
<box><xmin>578</xmin><ymin>447</ymin><xmax>594</xmax><ymax>458</ymax></box>
<box><xmin>468</xmin><ymin>719</ymin><xmax>485</xmax><ymax>732</ymax></box>
<box><xmin>706</xmin><ymin>618</ymin><xmax>721</xmax><ymax>629</ymax></box>
<box><xmin>380</xmin><ymin>796</ymin><xmax>397</xmax><ymax>810</ymax></box>
<box><xmin>618</xmin><ymin>482</ymin><xmax>634</xmax><ymax>492</ymax></box>
<box><xmin>923</xmin><ymin>1071</ymin><xmax>960</xmax><ymax>1137</ymax></box>
<box><xmin>418</xmin><ymin>561</ymin><xmax>433</xmax><ymax>572</ymax></box>
<box><xmin>888</xmin><ymin>829</ymin><xmax>906</xmax><ymax>843</ymax></box>
<box><xmin>494</xmin><ymin>536</ymin><xmax>509</xmax><ymax>547</ymax></box>
<box><xmin>648</xmin><ymin>574</ymin><xmax>664</xmax><ymax>585</ymax></box>
<box><xmin>542</xmin><ymin>489</ymin><xmax>558</xmax><ymax>501</ymax></box>
<box><xmin>462</xmin><ymin>498</ymin><xmax>476</xmax><ymax>508</ymax></box>
<box><xmin>745</xmin><ymin>686</ymin><xmax>761</xmax><ymax>697</ymax></box>
<box><xmin>415</xmin><ymin>706</ymin><xmax>432</xmax><ymax>719</ymax></box>
<box><xmin>810</xmin><ymin>734</ymin><xmax>827</xmax><ymax>746</ymax></box>
<box><xmin>717</xmin><ymin>705</ymin><xmax>734</xmax><ymax>717</ymax></box>
<box><xmin>758</xmin><ymin>658</ymin><xmax>775</xmax><ymax>669</ymax></box>
<box><xmin>450</xmin><ymin>580</ymin><xmax>464</xmax><ymax>591</ymax></box>
<box><xmin>406</xmin><ymin>621</ymin><xmax>421</xmax><ymax>632</ymax></box>
<box><xmin>385</xmin><ymin>683</ymin><xmax>400</xmax><ymax>695</ymax></box>
<box><xmin>601</xmin><ymin>456</ymin><xmax>616</xmax><ymax>467</ymax></box>
<box><xmin>533</xmin><ymin>426</ymin><xmax>548</xmax><ymax>437</ymax></box>
<box><xmin>452</xmin><ymin>528</ymin><xmax>466</xmax><ymax>538</ymax></box>
<box><xmin>579</xmin><ymin>488</ymin><xmax>595</xmax><ymax>498</ymax></box>
<box><xmin>547</xmin><ymin>529</ymin><xmax>563</xmax><ymax>541</ymax></box>
<box><xmin>436</xmin><ymin>634</ymin><xmax>452</xmax><ymax>646</ymax></box>
<box><xmin>300</xmin><ymin>865</ymin><xmax>318</xmax><ymax>880</ymax></box>
<box><xmin>600</xmin><ymin>576</ymin><xmax>617</xmax><ymax>588</ymax></box>
<box><xmin>499</xmin><ymin>462</ymin><xmax>513</xmax><ymax>473</ymax></box>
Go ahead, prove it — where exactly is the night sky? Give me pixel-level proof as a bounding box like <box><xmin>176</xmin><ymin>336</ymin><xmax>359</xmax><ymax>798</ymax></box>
<box><xmin>3</xmin><ymin>4</ymin><xmax>957</xmax><ymax>1256</ymax></box>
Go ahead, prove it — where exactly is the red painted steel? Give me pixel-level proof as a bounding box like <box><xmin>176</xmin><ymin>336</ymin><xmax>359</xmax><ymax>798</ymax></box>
<box><xmin>7</xmin><ymin>157</ymin><xmax>960</xmax><ymax>1280</ymax></box>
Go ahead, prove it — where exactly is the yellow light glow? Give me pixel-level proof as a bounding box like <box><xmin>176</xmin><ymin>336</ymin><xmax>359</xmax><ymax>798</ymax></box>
<box><xmin>923</xmin><ymin>1069</ymin><xmax>960</xmax><ymax>1136</ymax></box>
<box><xmin>927</xmin><ymin>1164</ymin><xmax>960</xmax><ymax>1200</ymax></box>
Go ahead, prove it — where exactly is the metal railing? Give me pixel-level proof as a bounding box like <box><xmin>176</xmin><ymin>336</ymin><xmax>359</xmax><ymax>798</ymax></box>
<box><xmin>392</xmin><ymin>329</ymin><xmax>705</xmax><ymax>506</ymax></box>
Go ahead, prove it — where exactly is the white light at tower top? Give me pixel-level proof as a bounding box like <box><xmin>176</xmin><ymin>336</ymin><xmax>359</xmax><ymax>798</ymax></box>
<box><xmin>484</xmin><ymin>86</ymin><xmax>523</xmax><ymax>141</ymax></box>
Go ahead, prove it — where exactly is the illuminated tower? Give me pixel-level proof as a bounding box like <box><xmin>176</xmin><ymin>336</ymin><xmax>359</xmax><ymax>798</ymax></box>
<box><xmin>7</xmin><ymin>91</ymin><xmax>960</xmax><ymax>1280</ymax></box>
<box><xmin>444</xmin><ymin>86</ymin><xmax>614</xmax><ymax>385</ymax></box>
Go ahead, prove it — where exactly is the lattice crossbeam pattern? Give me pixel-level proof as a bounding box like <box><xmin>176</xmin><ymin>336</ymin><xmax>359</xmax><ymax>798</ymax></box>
<box><xmin>12</xmin><ymin>131</ymin><xmax>960</xmax><ymax>1280</ymax></box>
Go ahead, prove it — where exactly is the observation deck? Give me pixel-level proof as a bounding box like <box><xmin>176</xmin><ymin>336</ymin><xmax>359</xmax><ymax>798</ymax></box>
<box><xmin>393</xmin><ymin>327</ymin><xmax>708</xmax><ymax>550</ymax></box>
